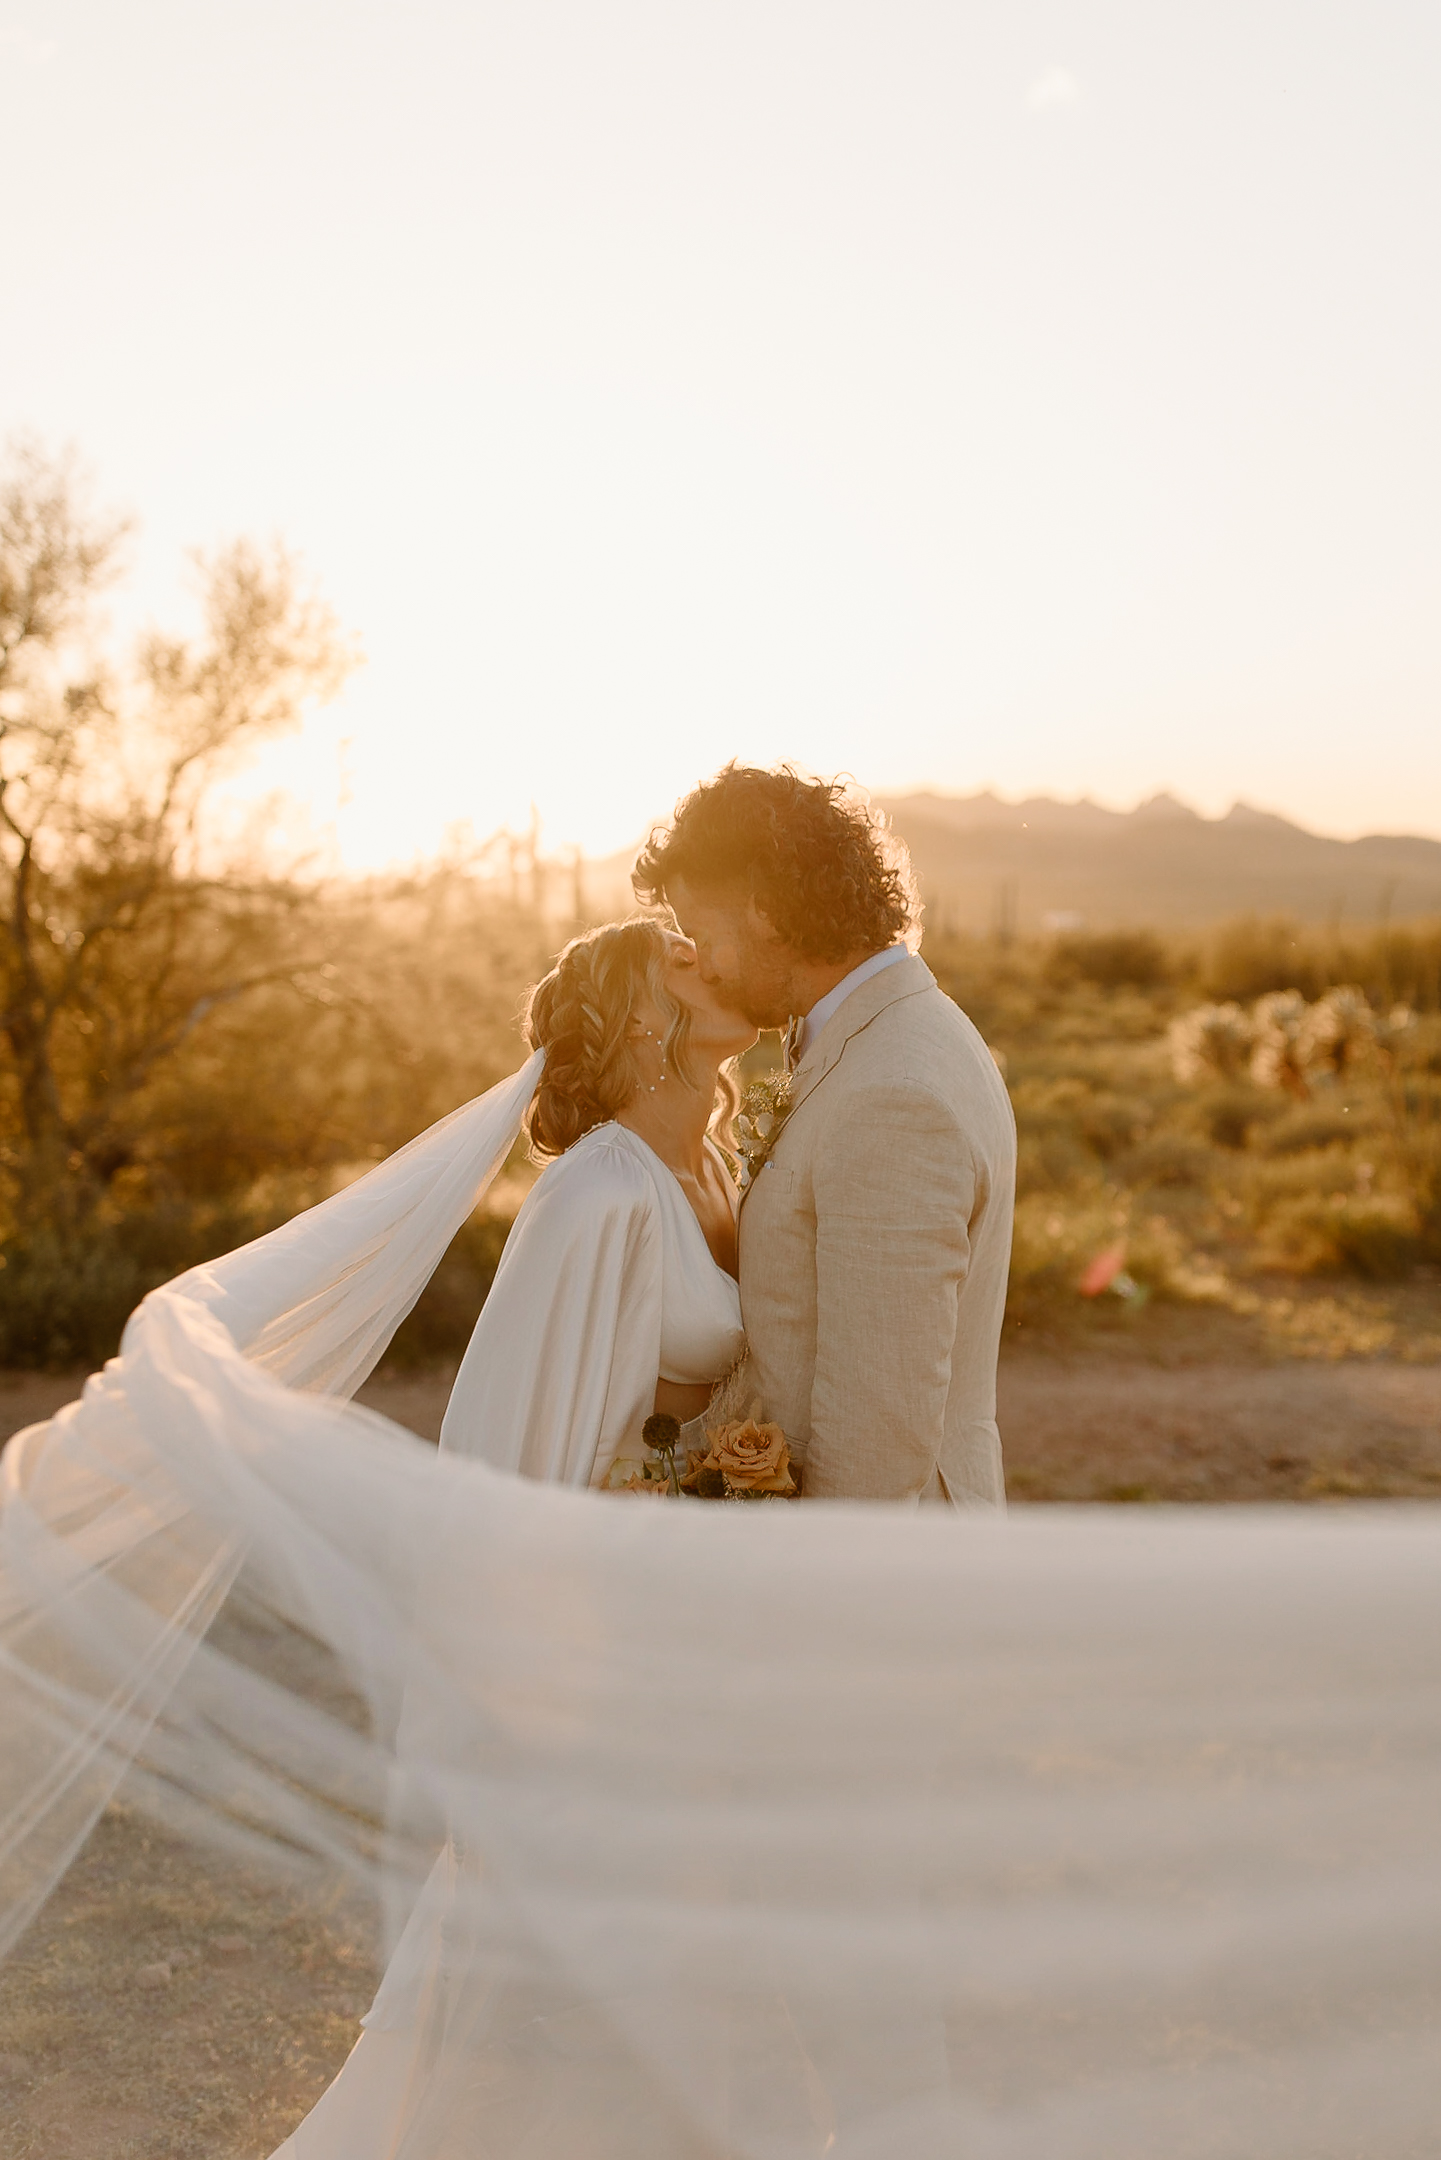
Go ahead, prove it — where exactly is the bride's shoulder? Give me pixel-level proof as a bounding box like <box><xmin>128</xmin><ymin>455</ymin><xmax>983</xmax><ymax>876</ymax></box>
<box><xmin>525</xmin><ymin>1121</ymin><xmax>655</xmax><ymax>1216</ymax></box>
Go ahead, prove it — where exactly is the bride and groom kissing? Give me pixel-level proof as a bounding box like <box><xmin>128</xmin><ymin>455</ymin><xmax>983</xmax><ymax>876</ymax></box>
<box><xmin>441</xmin><ymin>763</ymin><xmax>1016</xmax><ymax>1505</ymax></box>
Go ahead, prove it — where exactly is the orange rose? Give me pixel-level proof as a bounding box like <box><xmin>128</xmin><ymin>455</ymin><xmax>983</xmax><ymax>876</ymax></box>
<box><xmin>704</xmin><ymin>1419</ymin><xmax>796</xmax><ymax>1495</ymax></box>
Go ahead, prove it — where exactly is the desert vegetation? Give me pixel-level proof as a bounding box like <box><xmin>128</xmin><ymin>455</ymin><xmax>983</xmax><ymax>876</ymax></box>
<box><xmin>0</xmin><ymin>442</ymin><xmax>549</xmax><ymax>1363</ymax></box>
<box><xmin>3</xmin><ymin>442</ymin><xmax>1438</xmax><ymax>1374</ymax></box>
<box><xmin>4</xmin><ymin>882</ymin><xmax>1438</xmax><ymax>1369</ymax></box>
<box><xmin>924</xmin><ymin>918</ymin><xmax>1441</xmax><ymax>1360</ymax></box>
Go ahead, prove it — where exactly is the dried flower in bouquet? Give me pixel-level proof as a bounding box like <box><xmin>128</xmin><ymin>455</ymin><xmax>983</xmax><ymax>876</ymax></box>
<box><xmin>641</xmin><ymin>1413</ymin><xmax>682</xmax><ymax>1494</ymax></box>
<box><xmin>681</xmin><ymin>1418</ymin><xmax>797</xmax><ymax>1500</ymax></box>
<box><xmin>607</xmin><ymin>1413</ymin><xmax>684</xmax><ymax>1496</ymax></box>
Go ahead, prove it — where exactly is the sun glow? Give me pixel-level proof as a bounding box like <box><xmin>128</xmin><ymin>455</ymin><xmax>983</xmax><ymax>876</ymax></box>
<box><xmin>6</xmin><ymin>2</ymin><xmax>1440</xmax><ymax>864</ymax></box>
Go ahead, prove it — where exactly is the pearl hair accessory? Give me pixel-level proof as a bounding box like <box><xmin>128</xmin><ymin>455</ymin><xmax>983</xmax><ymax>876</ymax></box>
<box><xmin>642</xmin><ymin>1027</ymin><xmax>667</xmax><ymax>1092</ymax></box>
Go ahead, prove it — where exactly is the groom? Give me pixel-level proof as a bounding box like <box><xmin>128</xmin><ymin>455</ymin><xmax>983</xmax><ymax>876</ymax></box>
<box><xmin>635</xmin><ymin>765</ymin><xmax>1016</xmax><ymax>1504</ymax></box>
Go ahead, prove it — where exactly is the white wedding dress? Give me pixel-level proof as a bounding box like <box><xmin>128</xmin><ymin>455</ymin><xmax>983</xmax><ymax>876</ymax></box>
<box><xmin>438</xmin><ymin>1120</ymin><xmax>744</xmax><ymax>1487</ymax></box>
<box><xmin>2</xmin><ymin>1056</ymin><xmax>1440</xmax><ymax>2159</ymax></box>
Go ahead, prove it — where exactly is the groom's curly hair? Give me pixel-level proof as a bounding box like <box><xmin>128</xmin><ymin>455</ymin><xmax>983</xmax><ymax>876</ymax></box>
<box><xmin>633</xmin><ymin>765</ymin><xmax>918</xmax><ymax>961</ymax></box>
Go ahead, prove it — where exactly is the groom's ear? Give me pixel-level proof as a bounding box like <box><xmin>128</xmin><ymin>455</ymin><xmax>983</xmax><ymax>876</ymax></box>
<box><xmin>740</xmin><ymin>893</ymin><xmax>792</xmax><ymax>954</ymax></box>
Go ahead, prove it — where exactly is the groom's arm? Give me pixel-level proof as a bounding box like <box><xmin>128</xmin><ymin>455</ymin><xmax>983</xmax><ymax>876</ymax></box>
<box><xmin>804</xmin><ymin>1082</ymin><xmax>973</xmax><ymax>1502</ymax></box>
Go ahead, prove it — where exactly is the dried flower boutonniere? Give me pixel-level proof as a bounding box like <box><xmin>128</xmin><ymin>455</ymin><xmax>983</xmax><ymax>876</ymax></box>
<box><xmin>731</xmin><ymin>1070</ymin><xmax>794</xmax><ymax>1189</ymax></box>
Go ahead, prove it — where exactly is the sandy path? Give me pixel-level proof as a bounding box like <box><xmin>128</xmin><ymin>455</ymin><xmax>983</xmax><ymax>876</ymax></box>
<box><xmin>0</xmin><ymin>1809</ymin><xmax>376</xmax><ymax>2160</ymax></box>
<box><xmin>6</xmin><ymin>1355</ymin><xmax>1439</xmax><ymax>1498</ymax></box>
<box><xmin>998</xmin><ymin>1356</ymin><xmax>1441</xmax><ymax>1500</ymax></box>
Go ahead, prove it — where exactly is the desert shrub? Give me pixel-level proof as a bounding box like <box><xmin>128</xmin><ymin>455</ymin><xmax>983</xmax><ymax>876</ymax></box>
<box><xmin>1044</xmin><ymin>930</ymin><xmax>1174</xmax><ymax>991</ymax></box>
<box><xmin>1189</xmin><ymin>1083</ymin><xmax>1284</xmax><ymax>1150</ymax></box>
<box><xmin>0</xmin><ymin>1200</ymin><xmax>521</xmax><ymax>1372</ymax></box>
<box><xmin>1014</xmin><ymin>1128</ymin><xmax>1096</xmax><ymax>1198</ymax></box>
<box><xmin>1007</xmin><ymin>1076</ymin><xmax>1091</xmax><ymax>1134</ymax></box>
<box><xmin>1330</xmin><ymin>1196</ymin><xmax>1426</xmax><ymax>1278</ymax></box>
<box><xmin>1255</xmin><ymin>1102</ymin><xmax>1379</xmax><ymax>1155</ymax></box>
<box><xmin>1115</xmin><ymin>1134</ymin><xmax>1216</xmax><ymax>1189</ymax></box>
<box><xmin>919</xmin><ymin>933</ymin><xmax>1047</xmax><ymax>1041</ymax></box>
<box><xmin>1076</xmin><ymin>1092</ymin><xmax>1153</xmax><ymax>1161</ymax></box>
<box><xmin>383</xmin><ymin>1213</ymin><xmax>514</xmax><ymax>1368</ymax></box>
<box><xmin>0</xmin><ymin>1198</ymin><xmax>283</xmax><ymax>1368</ymax></box>
<box><xmin>0</xmin><ymin>863</ymin><xmax>554</xmax><ymax>1368</ymax></box>
<box><xmin>1251</xmin><ymin>1191</ymin><xmax>1421</xmax><ymax>1279</ymax></box>
<box><xmin>1006</xmin><ymin>1192</ymin><xmax>1190</xmax><ymax>1324</ymax></box>
<box><xmin>1373</xmin><ymin>925</ymin><xmax>1441</xmax><ymax>1012</ymax></box>
<box><xmin>1395</xmin><ymin>1124</ymin><xmax>1441</xmax><ymax>1259</ymax></box>
<box><xmin>0</xmin><ymin>1230</ymin><xmax>157</xmax><ymax>1369</ymax></box>
<box><xmin>1168</xmin><ymin>1003</ymin><xmax>1253</xmax><ymax>1083</ymax></box>
<box><xmin>1009</xmin><ymin>1076</ymin><xmax>1139</xmax><ymax>1191</ymax></box>
<box><xmin>1203</xmin><ymin>919</ymin><xmax>1327</xmax><ymax>1002</ymax></box>
<box><xmin>1201</xmin><ymin>917</ymin><xmax>1441</xmax><ymax>1011</ymax></box>
<box><xmin>1240</xmin><ymin>1147</ymin><xmax>1361</xmax><ymax>1208</ymax></box>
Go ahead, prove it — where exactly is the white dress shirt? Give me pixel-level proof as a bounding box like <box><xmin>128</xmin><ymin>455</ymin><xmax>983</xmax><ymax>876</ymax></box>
<box><xmin>793</xmin><ymin>943</ymin><xmax>910</xmax><ymax>1062</ymax></box>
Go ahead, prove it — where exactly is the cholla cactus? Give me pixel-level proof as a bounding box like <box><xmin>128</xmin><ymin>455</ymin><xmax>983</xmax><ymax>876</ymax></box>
<box><xmin>1249</xmin><ymin>990</ymin><xmax>1313</xmax><ymax>1097</ymax></box>
<box><xmin>1375</xmin><ymin>1003</ymin><xmax>1417</xmax><ymax>1056</ymax></box>
<box><xmin>1171</xmin><ymin>984</ymin><xmax>1403</xmax><ymax>1100</ymax></box>
<box><xmin>1167</xmin><ymin>1001</ymin><xmax>1255</xmax><ymax>1084</ymax></box>
<box><xmin>1298</xmin><ymin>985</ymin><xmax>1375</xmax><ymax>1078</ymax></box>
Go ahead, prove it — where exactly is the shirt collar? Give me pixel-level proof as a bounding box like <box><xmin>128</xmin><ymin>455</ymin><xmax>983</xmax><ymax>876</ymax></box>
<box><xmin>794</xmin><ymin>944</ymin><xmax>910</xmax><ymax>1062</ymax></box>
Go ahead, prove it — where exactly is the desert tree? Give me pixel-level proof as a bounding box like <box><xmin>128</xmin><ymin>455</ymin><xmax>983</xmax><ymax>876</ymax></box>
<box><xmin>0</xmin><ymin>437</ymin><xmax>354</xmax><ymax>1232</ymax></box>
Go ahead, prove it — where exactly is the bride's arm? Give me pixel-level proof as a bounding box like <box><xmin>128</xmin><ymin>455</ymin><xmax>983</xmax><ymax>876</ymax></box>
<box><xmin>437</xmin><ymin>1138</ymin><xmax>664</xmax><ymax>1487</ymax></box>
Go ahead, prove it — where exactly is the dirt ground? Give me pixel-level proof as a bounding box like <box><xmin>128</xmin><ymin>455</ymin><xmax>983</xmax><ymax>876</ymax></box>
<box><xmin>344</xmin><ymin>1331</ymin><xmax>1441</xmax><ymax>1502</ymax></box>
<box><xmin>0</xmin><ymin>1808</ymin><xmax>377</xmax><ymax>2160</ymax></box>
<box><xmin>5</xmin><ymin>1301</ymin><xmax>1440</xmax><ymax>1504</ymax></box>
<box><xmin>7</xmin><ymin>1290</ymin><xmax>1438</xmax><ymax>1503</ymax></box>
<box><xmin>3</xmin><ymin>1322</ymin><xmax>1439</xmax><ymax>2153</ymax></box>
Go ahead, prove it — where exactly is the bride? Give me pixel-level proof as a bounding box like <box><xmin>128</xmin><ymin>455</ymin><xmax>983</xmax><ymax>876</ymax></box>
<box><xmin>263</xmin><ymin>913</ymin><xmax>756</xmax><ymax>2157</ymax></box>
<box><xmin>439</xmin><ymin>915</ymin><xmax>754</xmax><ymax>1487</ymax></box>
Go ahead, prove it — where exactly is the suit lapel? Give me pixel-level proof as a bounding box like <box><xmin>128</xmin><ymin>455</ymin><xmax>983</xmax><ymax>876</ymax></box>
<box><xmin>786</xmin><ymin>954</ymin><xmax>935</xmax><ymax>1112</ymax></box>
<box><xmin>738</xmin><ymin>955</ymin><xmax>936</xmax><ymax>1211</ymax></box>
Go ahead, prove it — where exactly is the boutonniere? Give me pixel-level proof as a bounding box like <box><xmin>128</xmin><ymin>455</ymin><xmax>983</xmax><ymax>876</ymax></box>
<box><xmin>732</xmin><ymin>1069</ymin><xmax>794</xmax><ymax>1189</ymax></box>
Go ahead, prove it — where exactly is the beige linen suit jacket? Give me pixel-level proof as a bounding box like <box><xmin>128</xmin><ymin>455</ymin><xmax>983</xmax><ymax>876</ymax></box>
<box><xmin>737</xmin><ymin>955</ymin><xmax>1015</xmax><ymax>1504</ymax></box>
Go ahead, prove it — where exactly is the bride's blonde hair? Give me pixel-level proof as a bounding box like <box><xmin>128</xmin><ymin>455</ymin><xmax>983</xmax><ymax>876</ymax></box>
<box><xmin>525</xmin><ymin>918</ymin><xmax>735</xmax><ymax>1161</ymax></box>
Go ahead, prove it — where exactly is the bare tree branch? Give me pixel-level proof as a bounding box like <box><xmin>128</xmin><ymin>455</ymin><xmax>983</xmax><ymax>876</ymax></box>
<box><xmin>0</xmin><ymin>441</ymin><xmax>356</xmax><ymax>1220</ymax></box>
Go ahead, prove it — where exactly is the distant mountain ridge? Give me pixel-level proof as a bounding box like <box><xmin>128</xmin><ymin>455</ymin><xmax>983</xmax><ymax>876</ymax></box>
<box><xmin>877</xmin><ymin>791</ymin><xmax>1441</xmax><ymax>932</ymax></box>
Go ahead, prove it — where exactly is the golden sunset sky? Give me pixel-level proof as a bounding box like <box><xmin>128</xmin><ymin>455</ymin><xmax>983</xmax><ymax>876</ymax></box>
<box><xmin>3</xmin><ymin>1</ymin><xmax>1438</xmax><ymax>862</ymax></box>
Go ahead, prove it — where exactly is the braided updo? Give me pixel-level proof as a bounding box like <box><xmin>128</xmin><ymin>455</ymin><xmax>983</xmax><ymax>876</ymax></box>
<box><xmin>525</xmin><ymin>918</ymin><xmax>693</xmax><ymax>1160</ymax></box>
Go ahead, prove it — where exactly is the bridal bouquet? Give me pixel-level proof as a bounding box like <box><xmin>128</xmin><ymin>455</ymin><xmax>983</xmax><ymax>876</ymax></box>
<box><xmin>614</xmin><ymin>1415</ymin><xmax>798</xmax><ymax>1500</ymax></box>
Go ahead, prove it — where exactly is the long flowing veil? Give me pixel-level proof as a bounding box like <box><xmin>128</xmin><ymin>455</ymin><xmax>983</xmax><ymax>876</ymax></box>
<box><xmin>0</xmin><ymin>1051</ymin><xmax>543</xmax><ymax>1958</ymax></box>
<box><xmin>3</xmin><ymin>1049</ymin><xmax>1440</xmax><ymax>2156</ymax></box>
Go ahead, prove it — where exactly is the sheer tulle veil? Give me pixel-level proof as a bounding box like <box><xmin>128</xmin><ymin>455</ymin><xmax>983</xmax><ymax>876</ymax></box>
<box><xmin>0</xmin><ymin>1051</ymin><xmax>544</xmax><ymax>1951</ymax></box>
<box><xmin>2</xmin><ymin>1052</ymin><xmax>1440</xmax><ymax>2157</ymax></box>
